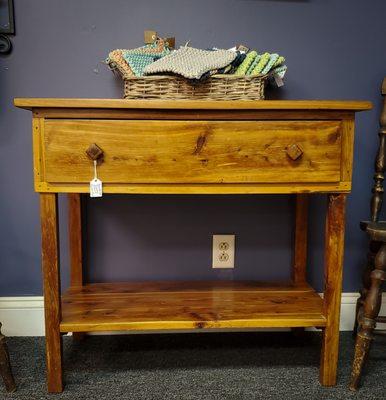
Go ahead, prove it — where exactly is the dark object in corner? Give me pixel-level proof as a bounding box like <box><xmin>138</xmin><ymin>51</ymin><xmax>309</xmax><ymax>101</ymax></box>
<box><xmin>0</xmin><ymin>322</ymin><xmax>16</xmax><ymax>392</ymax></box>
<box><xmin>350</xmin><ymin>77</ymin><xmax>386</xmax><ymax>391</ymax></box>
<box><xmin>0</xmin><ymin>0</ymin><xmax>15</xmax><ymax>54</ymax></box>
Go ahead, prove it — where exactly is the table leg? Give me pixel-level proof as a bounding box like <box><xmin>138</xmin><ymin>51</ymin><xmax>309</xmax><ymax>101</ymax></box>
<box><xmin>68</xmin><ymin>193</ymin><xmax>85</xmax><ymax>341</ymax></box>
<box><xmin>291</xmin><ymin>194</ymin><xmax>309</xmax><ymax>336</ymax></box>
<box><xmin>0</xmin><ymin>323</ymin><xmax>16</xmax><ymax>392</ymax></box>
<box><xmin>40</xmin><ymin>193</ymin><xmax>63</xmax><ymax>393</ymax></box>
<box><xmin>293</xmin><ymin>194</ymin><xmax>309</xmax><ymax>284</ymax></box>
<box><xmin>319</xmin><ymin>193</ymin><xmax>346</xmax><ymax>386</ymax></box>
<box><xmin>69</xmin><ymin>193</ymin><xmax>83</xmax><ymax>286</ymax></box>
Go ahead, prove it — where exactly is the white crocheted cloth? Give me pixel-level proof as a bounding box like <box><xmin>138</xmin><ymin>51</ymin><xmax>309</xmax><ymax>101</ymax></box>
<box><xmin>143</xmin><ymin>46</ymin><xmax>236</xmax><ymax>80</ymax></box>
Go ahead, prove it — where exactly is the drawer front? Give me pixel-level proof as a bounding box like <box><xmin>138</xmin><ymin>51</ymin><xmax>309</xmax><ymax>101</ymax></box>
<box><xmin>43</xmin><ymin>120</ymin><xmax>342</xmax><ymax>184</ymax></box>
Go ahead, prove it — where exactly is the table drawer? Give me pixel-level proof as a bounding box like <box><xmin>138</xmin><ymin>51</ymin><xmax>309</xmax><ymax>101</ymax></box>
<box><xmin>42</xmin><ymin>120</ymin><xmax>342</xmax><ymax>184</ymax></box>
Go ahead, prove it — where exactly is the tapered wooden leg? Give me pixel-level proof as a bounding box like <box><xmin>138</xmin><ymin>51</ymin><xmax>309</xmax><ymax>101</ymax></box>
<box><xmin>40</xmin><ymin>193</ymin><xmax>63</xmax><ymax>393</ymax></box>
<box><xmin>349</xmin><ymin>243</ymin><xmax>386</xmax><ymax>391</ymax></box>
<box><xmin>353</xmin><ymin>240</ymin><xmax>379</xmax><ymax>336</ymax></box>
<box><xmin>291</xmin><ymin>194</ymin><xmax>309</xmax><ymax>336</ymax></box>
<box><xmin>320</xmin><ymin>194</ymin><xmax>346</xmax><ymax>386</ymax></box>
<box><xmin>293</xmin><ymin>194</ymin><xmax>309</xmax><ymax>284</ymax></box>
<box><xmin>68</xmin><ymin>194</ymin><xmax>85</xmax><ymax>341</ymax></box>
<box><xmin>0</xmin><ymin>323</ymin><xmax>16</xmax><ymax>392</ymax></box>
<box><xmin>69</xmin><ymin>193</ymin><xmax>83</xmax><ymax>287</ymax></box>
<box><xmin>349</xmin><ymin>332</ymin><xmax>371</xmax><ymax>391</ymax></box>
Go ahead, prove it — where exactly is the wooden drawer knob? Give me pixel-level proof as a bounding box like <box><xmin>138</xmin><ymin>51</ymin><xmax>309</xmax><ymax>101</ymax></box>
<box><xmin>86</xmin><ymin>143</ymin><xmax>104</xmax><ymax>162</ymax></box>
<box><xmin>286</xmin><ymin>144</ymin><xmax>303</xmax><ymax>161</ymax></box>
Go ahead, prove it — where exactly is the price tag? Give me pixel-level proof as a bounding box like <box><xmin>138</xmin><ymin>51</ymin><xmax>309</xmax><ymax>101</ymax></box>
<box><xmin>90</xmin><ymin>178</ymin><xmax>103</xmax><ymax>198</ymax></box>
<box><xmin>144</xmin><ymin>30</ymin><xmax>157</xmax><ymax>44</ymax></box>
<box><xmin>236</xmin><ymin>44</ymin><xmax>250</xmax><ymax>53</ymax></box>
<box><xmin>273</xmin><ymin>66</ymin><xmax>287</xmax><ymax>87</ymax></box>
<box><xmin>274</xmin><ymin>74</ymin><xmax>284</xmax><ymax>87</ymax></box>
<box><xmin>89</xmin><ymin>160</ymin><xmax>103</xmax><ymax>198</ymax></box>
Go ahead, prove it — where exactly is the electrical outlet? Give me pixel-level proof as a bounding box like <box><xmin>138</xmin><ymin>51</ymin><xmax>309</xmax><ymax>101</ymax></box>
<box><xmin>212</xmin><ymin>235</ymin><xmax>235</xmax><ymax>268</ymax></box>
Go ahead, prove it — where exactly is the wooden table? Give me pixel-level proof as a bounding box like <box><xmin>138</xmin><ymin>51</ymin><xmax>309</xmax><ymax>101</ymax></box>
<box><xmin>15</xmin><ymin>98</ymin><xmax>371</xmax><ymax>393</ymax></box>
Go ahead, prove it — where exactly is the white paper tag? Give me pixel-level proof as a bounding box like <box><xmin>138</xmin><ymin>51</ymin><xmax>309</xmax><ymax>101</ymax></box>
<box><xmin>274</xmin><ymin>74</ymin><xmax>284</xmax><ymax>87</ymax></box>
<box><xmin>90</xmin><ymin>178</ymin><xmax>103</xmax><ymax>197</ymax></box>
<box><xmin>89</xmin><ymin>159</ymin><xmax>103</xmax><ymax>197</ymax></box>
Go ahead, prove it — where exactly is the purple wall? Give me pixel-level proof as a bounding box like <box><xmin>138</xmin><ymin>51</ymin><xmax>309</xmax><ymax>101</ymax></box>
<box><xmin>1</xmin><ymin>0</ymin><xmax>385</xmax><ymax>296</ymax></box>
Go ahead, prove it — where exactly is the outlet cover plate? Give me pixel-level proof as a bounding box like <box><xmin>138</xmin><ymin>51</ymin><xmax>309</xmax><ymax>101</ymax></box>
<box><xmin>212</xmin><ymin>234</ymin><xmax>235</xmax><ymax>269</ymax></box>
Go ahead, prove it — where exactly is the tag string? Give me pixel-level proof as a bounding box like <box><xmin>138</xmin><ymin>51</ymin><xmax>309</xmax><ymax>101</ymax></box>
<box><xmin>93</xmin><ymin>160</ymin><xmax>98</xmax><ymax>180</ymax></box>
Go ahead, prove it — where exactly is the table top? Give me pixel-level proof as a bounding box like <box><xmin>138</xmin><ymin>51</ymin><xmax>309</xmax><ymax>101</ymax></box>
<box><xmin>14</xmin><ymin>98</ymin><xmax>372</xmax><ymax>111</ymax></box>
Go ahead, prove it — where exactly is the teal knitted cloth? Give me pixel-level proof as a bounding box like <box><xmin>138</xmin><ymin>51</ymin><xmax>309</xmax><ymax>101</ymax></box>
<box><xmin>122</xmin><ymin>41</ymin><xmax>171</xmax><ymax>77</ymax></box>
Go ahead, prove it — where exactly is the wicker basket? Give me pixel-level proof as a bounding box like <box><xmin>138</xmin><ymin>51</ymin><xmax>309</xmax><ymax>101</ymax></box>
<box><xmin>122</xmin><ymin>74</ymin><xmax>269</xmax><ymax>101</ymax></box>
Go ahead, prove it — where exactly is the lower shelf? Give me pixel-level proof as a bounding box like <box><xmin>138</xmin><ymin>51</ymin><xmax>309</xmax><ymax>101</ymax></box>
<box><xmin>60</xmin><ymin>281</ymin><xmax>326</xmax><ymax>332</ymax></box>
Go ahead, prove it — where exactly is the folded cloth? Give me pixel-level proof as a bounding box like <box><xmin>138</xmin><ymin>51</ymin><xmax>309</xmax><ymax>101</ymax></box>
<box><xmin>226</xmin><ymin>51</ymin><xmax>246</xmax><ymax>72</ymax></box>
<box><xmin>201</xmin><ymin>51</ymin><xmax>246</xmax><ymax>80</ymax></box>
<box><xmin>246</xmin><ymin>54</ymin><xmax>261</xmax><ymax>75</ymax></box>
<box><xmin>273</xmin><ymin>55</ymin><xmax>285</xmax><ymax>68</ymax></box>
<box><xmin>123</xmin><ymin>53</ymin><xmax>162</xmax><ymax>77</ymax></box>
<box><xmin>143</xmin><ymin>46</ymin><xmax>237</xmax><ymax>80</ymax></box>
<box><xmin>250</xmin><ymin>52</ymin><xmax>270</xmax><ymax>75</ymax></box>
<box><xmin>107</xmin><ymin>49</ymin><xmax>134</xmax><ymax>77</ymax></box>
<box><xmin>234</xmin><ymin>51</ymin><xmax>257</xmax><ymax>76</ymax></box>
<box><xmin>272</xmin><ymin>64</ymin><xmax>287</xmax><ymax>77</ymax></box>
<box><xmin>261</xmin><ymin>53</ymin><xmax>279</xmax><ymax>75</ymax></box>
<box><xmin>123</xmin><ymin>39</ymin><xmax>171</xmax><ymax>77</ymax></box>
<box><xmin>107</xmin><ymin>38</ymin><xmax>170</xmax><ymax>77</ymax></box>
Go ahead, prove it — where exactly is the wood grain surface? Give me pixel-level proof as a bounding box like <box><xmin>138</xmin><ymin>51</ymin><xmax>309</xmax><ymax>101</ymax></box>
<box><xmin>293</xmin><ymin>194</ymin><xmax>309</xmax><ymax>283</ymax></box>
<box><xmin>60</xmin><ymin>281</ymin><xmax>326</xmax><ymax>332</ymax></box>
<box><xmin>14</xmin><ymin>98</ymin><xmax>372</xmax><ymax>111</ymax></box>
<box><xmin>15</xmin><ymin>98</ymin><xmax>371</xmax><ymax>391</ymax></box>
<box><xmin>68</xmin><ymin>193</ymin><xmax>86</xmax><ymax>341</ymax></box>
<box><xmin>68</xmin><ymin>194</ymin><xmax>83</xmax><ymax>286</ymax></box>
<box><xmin>320</xmin><ymin>193</ymin><xmax>347</xmax><ymax>386</ymax></box>
<box><xmin>40</xmin><ymin>193</ymin><xmax>63</xmax><ymax>393</ymax></box>
<box><xmin>42</xmin><ymin>120</ymin><xmax>342</xmax><ymax>184</ymax></box>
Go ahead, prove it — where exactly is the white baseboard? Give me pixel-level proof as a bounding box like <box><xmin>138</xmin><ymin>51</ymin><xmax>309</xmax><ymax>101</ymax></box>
<box><xmin>0</xmin><ymin>297</ymin><xmax>45</xmax><ymax>336</ymax></box>
<box><xmin>1</xmin><ymin>293</ymin><xmax>385</xmax><ymax>336</ymax></box>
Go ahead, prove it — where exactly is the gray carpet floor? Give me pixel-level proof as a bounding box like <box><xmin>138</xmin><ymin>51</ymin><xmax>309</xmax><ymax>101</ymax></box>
<box><xmin>1</xmin><ymin>332</ymin><xmax>385</xmax><ymax>399</ymax></box>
